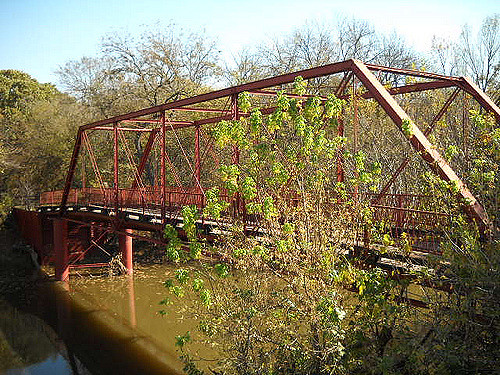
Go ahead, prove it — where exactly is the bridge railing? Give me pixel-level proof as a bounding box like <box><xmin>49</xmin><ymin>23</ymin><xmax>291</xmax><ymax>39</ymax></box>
<box><xmin>39</xmin><ymin>187</ymin><xmax>235</xmax><ymax>214</ymax></box>
<box><xmin>40</xmin><ymin>188</ymin><xmax>449</xmax><ymax>226</ymax></box>
<box><xmin>364</xmin><ymin>192</ymin><xmax>450</xmax><ymax>231</ymax></box>
<box><xmin>40</xmin><ymin>188</ymin><xmax>450</xmax><ymax>252</ymax></box>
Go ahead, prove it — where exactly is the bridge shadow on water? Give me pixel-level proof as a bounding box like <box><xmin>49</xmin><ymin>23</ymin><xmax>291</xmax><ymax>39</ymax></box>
<box><xmin>0</xmin><ymin>226</ymin><xmax>195</xmax><ymax>375</ymax></box>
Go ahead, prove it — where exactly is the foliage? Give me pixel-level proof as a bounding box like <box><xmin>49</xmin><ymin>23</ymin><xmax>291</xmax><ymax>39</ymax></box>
<box><xmin>0</xmin><ymin>11</ymin><xmax>498</xmax><ymax>374</ymax></box>
<box><xmin>58</xmin><ymin>23</ymin><xmax>221</xmax><ymax>114</ymax></box>
<box><xmin>157</xmin><ymin>75</ymin><xmax>500</xmax><ymax>373</ymax></box>
<box><xmin>0</xmin><ymin>70</ymin><xmax>87</xmax><ymax>221</ymax></box>
<box><xmin>161</xmin><ymin>85</ymin><xmax>409</xmax><ymax>374</ymax></box>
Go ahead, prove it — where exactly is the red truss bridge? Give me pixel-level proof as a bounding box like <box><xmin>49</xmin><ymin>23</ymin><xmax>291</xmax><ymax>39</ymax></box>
<box><xmin>14</xmin><ymin>59</ymin><xmax>499</xmax><ymax>282</ymax></box>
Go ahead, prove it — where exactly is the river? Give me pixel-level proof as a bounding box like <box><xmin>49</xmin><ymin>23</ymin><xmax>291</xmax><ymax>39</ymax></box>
<box><xmin>0</xmin><ymin>235</ymin><xmax>203</xmax><ymax>375</ymax></box>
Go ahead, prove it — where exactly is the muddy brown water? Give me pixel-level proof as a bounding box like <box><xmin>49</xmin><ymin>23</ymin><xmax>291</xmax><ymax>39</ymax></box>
<box><xmin>1</xmin><ymin>262</ymin><xmax>205</xmax><ymax>375</ymax></box>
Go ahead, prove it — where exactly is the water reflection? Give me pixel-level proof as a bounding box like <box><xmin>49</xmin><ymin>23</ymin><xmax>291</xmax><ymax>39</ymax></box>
<box><xmin>5</xmin><ymin>354</ymin><xmax>72</xmax><ymax>375</ymax></box>
<box><xmin>127</xmin><ymin>276</ymin><xmax>137</xmax><ymax>328</ymax></box>
<box><xmin>48</xmin><ymin>264</ymin><xmax>200</xmax><ymax>374</ymax></box>
<box><xmin>1</xmin><ymin>263</ymin><xmax>205</xmax><ymax>375</ymax></box>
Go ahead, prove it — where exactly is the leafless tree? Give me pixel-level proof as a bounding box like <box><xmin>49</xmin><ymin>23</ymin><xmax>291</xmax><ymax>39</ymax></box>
<box><xmin>102</xmin><ymin>24</ymin><xmax>221</xmax><ymax>106</ymax></box>
<box><xmin>57</xmin><ymin>23</ymin><xmax>221</xmax><ymax>114</ymax></box>
<box><xmin>223</xmin><ymin>48</ymin><xmax>267</xmax><ymax>86</ymax></box>
<box><xmin>456</xmin><ymin>14</ymin><xmax>500</xmax><ymax>92</ymax></box>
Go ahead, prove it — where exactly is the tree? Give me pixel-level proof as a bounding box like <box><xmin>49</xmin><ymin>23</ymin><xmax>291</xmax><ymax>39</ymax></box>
<box><xmin>58</xmin><ymin>24</ymin><xmax>222</xmax><ymax>117</ymax></box>
<box><xmin>456</xmin><ymin>14</ymin><xmax>500</xmax><ymax>93</ymax></box>
<box><xmin>0</xmin><ymin>70</ymin><xmax>88</xmax><ymax>220</ymax></box>
<box><xmin>56</xmin><ymin>56</ymin><xmax>134</xmax><ymax>118</ymax></box>
<box><xmin>160</xmin><ymin>83</ymin><xmax>417</xmax><ymax>374</ymax></box>
<box><xmin>101</xmin><ymin>24</ymin><xmax>220</xmax><ymax>106</ymax></box>
<box><xmin>159</xmin><ymin>78</ymin><xmax>499</xmax><ymax>373</ymax></box>
<box><xmin>222</xmin><ymin>48</ymin><xmax>267</xmax><ymax>86</ymax></box>
<box><xmin>0</xmin><ymin>70</ymin><xmax>55</xmax><ymax>119</ymax></box>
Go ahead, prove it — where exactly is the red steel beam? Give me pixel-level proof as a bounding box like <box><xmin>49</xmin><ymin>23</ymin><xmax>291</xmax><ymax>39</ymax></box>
<box><xmin>150</xmin><ymin>122</ymin><xmax>197</xmax><ymax>131</ymax></box>
<box><xmin>60</xmin><ymin>129</ymin><xmax>83</xmax><ymax>212</ymax></box>
<box><xmin>458</xmin><ymin>76</ymin><xmax>500</xmax><ymax>123</ymax></box>
<box><xmin>350</xmin><ymin>59</ymin><xmax>489</xmax><ymax>229</ymax></box>
<box><xmin>79</xmin><ymin>60</ymin><xmax>355</xmax><ymax>131</ymax></box>
<box><xmin>76</xmin><ymin>60</ymin><xmax>463</xmax><ymax>134</ymax></box>
<box><xmin>94</xmin><ymin>127</ymin><xmax>154</xmax><ymax>132</ymax></box>
<box><xmin>249</xmin><ymin>89</ymin><xmax>327</xmax><ymax>100</ymax></box>
<box><xmin>365</xmin><ymin>63</ymin><xmax>462</xmax><ymax>82</ymax></box>
<box><xmin>249</xmin><ymin>80</ymin><xmax>455</xmax><ymax>102</ymax></box>
<box><xmin>123</xmin><ymin>119</ymin><xmax>193</xmax><ymax>125</ymax></box>
<box><xmin>380</xmin><ymin>80</ymin><xmax>455</xmax><ymax>96</ymax></box>
<box><xmin>171</xmin><ymin>107</ymin><xmax>228</xmax><ymax>114</ymax></box>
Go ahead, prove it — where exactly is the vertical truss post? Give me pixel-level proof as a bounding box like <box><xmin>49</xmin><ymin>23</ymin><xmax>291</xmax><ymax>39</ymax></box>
<box><xmin>113</xmin><ymin>122</ymin><xmax>119</xmax><ymax>215</ymax></box>
<box><xmin>231</xmin><ymin>94</ymin><xmax>241</xmax><ymax>218</ymax></box>
<box><xmin>161</xmin><ymin>112</ymin><xmax>166</xmax><ymax>226</ymax></box>
<box><xmin>194</xmin><ymin>124</ymin><xmax>201</xmax><ymax>191</ymax></box>
<box><xmin>54</xmin><ymin>218</ymin><xmax>69</xmax><ymax>282</ymax></box>
<box><xmin>336</xmin><ymin>117</ymin><xmax>345</xmax><ymax>183</ymax></box>
<box><xmin>82</xmin><ymin>152</ymin><xmax>86</xmax><ymax>189</ymax></box>
<box><xmin>352</xmin><ymin>77</ymin><xmax>359</xmax><ymax>201</ymax></box>
<box><xmin>462</xmin><ymin>92</ymin><xmax>469</xmax><ymax>163</ymax></box>
<box><xmin>231</xmin><ymin>94</ymin><xmax>240</xmax><ymax>165</ymax></box>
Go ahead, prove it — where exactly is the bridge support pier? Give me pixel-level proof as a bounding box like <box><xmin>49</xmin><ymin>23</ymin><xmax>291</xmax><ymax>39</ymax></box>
<box><xmin>54</xmin><ymin>218</ymin><xmax>69</xmax><ymax>282</ymax></box>
<box><xmin>119</xmin><ymin>229</ymin><xmax>133</xmax><ymax>275</ymax></box>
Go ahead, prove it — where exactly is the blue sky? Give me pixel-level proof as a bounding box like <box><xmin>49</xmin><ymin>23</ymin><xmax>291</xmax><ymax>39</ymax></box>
<box><xmin>0</xmin><ymin>0</ymin><xmax>498</xmax><ymax>86</ymax></box>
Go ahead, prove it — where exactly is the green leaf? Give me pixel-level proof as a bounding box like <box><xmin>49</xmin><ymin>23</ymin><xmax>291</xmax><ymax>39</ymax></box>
<box><xmin>175</xmin><ymin>269</ymin><xmax>190</xmax><ymax>284</ymax></box>
<box><xmin>199</xmin><ymin>289</ymin><xmax>212</xmax><ymax>307</ymax></box>
<box><xmin>238</xmin><ymin>91</ymin><xmax>252</xmax><ymax>112</ymax></box>
<box><xmin>293</xmin><ymin>76</ymin><xmax>307</xmax><ymax>96</ymax></box>
<box><xmin>214</xmin><ymin>263</ymin><xmax>229</xmax><ymax>278</ymax></box>
<box><xmin>175</xmin><ymin>331</ymin><xmax>191</xmax><ymax>348</ymax></box>
<box><xmin>192</xmin><ymin>278</ymin><xmax>204</xmax><ymax>292</ymax></box>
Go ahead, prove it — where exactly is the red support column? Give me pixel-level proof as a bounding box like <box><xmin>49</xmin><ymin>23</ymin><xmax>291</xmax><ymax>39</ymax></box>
<box><xmin>54</xmin><ymin>218</ymin><xmax>69</xmax><ymax>282</ymax></box>
<box><xmin>160</xmin><ymin>112</ymin><xmax>166</xmax><ymax>226</ymax></box>
<box><xmin>119</xmin><ymin>228</ymin><xmax>133</xmax><ymax>275</ymax></box>
<box><xmin>194</xmin><ymin>124</ymin><xmax>201</xmax><ymax>191</ymax></box>
<box><xmin>113</xmin><ymin>122</ymin><xmax>119</xmax><ymax>214</ymax></box>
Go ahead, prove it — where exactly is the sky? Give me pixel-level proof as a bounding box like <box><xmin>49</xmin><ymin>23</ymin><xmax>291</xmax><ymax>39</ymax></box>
<box><xmin>0</xmin><ymin>0</ymin><xmax>498</xmax><ymax>86</ymax></box>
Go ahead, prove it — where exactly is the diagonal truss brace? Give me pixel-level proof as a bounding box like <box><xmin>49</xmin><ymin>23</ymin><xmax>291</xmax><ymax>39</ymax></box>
<box><xmin>350</xmin><ymin>59</ymin><xmax>489</xmax><ymax>230</ymax></box>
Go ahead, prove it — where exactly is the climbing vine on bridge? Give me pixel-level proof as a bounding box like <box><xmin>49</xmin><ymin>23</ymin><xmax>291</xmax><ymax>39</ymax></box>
<box><xmin>161</xmin><ymin>78</ymin><xmax>500</xmax><ymax>375</ymax></box>
<box><xmin>160</xmin><ymin>77</ymin><xmax>412</xmax><ymax>374</ymax></box>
